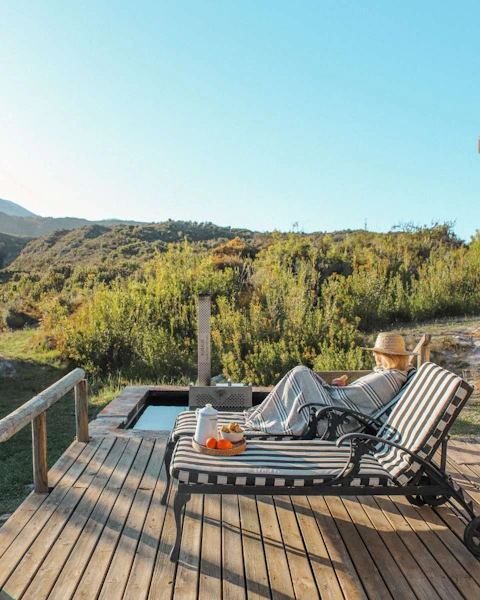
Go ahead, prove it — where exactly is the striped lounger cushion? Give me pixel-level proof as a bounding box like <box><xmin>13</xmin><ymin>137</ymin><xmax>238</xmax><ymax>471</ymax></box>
<box><xmin>172</xmin><ymin>411</ymin><xmax>296</xmax><ymax>442</ymax></box>
<box><xmin>170</xmin><ymin>438</ymin><xmax>394</xmax><ymax>487</ymax></box>
<box><xmin>173</xmin><ymin>369</ymin><xmax>417</xmax><ymax>442</ymax></box>
<box><xmin>374</xmin><ymin>362</ymin><xmax>472</xmax><ymax>484</ymax></box>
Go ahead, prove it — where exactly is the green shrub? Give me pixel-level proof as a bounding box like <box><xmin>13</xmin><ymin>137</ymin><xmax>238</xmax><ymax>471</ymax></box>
<box><xmin>3</xmin><ymin>225</ymin><xmax>479</xmax><ymax>386</ymax></box>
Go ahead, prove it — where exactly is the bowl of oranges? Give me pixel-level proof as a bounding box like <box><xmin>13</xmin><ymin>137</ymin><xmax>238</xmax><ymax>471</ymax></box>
<box><xmin>220</xmin><ymin>422</ymin><xmax>244</xmax><ymax>443</ymax></box>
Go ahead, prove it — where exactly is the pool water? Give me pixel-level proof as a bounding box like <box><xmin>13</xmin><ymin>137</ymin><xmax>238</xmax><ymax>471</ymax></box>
<box><xmin>133</xmin><ymin>405</ymin><xmax>189</xmax><ymax>431</ymax></box>
<box><xmin>127</xmin><ymin>389</ymin><xmax>269</xmax><ymax>431</ymax></box>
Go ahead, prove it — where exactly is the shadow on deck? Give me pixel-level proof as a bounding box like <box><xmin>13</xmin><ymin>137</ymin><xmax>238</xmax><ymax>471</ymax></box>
<box><xmin>1</xmin><ymin>431</ymin><xmax>480</xmax><ymax>600</ymax></box>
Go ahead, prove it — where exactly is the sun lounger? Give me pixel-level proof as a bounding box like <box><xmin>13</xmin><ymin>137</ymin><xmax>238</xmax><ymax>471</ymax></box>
<box><xmin>168</xmin><ymin>362</ymin><xmax>479</xmax><ymax>561</ymax></box>
<box><xmin>160</xmin><ymin>365</ymin><xmax>417</xmax><ymax>504</ymax></box>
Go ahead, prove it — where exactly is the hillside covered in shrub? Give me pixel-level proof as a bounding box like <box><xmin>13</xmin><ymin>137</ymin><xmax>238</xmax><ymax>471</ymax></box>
<box><xmin>1</xmin><ymin>221</ymin><xmax>479</xmax><ymax>385</ymax></box>
<box><xmin>5</xmin><ymin>220</ymin><xmax>260</xmax><ymax>271</ymax></box>
<box><xmin>0</xmin><ymin>233</ymin><xmax>32</xmax><ymax>269</ymax></box>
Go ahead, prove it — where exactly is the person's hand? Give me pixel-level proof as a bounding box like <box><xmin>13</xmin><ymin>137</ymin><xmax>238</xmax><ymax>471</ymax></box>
<box><xmin>332</xmin><ymin>375</ymin><xmax>348</xmax><ymax>386</ymax></box>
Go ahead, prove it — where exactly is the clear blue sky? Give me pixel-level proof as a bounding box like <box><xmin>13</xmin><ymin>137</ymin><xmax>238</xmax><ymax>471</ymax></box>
<box><xmin>1</xmin><ymin>1</ymin><xmax>479</xmax><ymax>240</ymax></box>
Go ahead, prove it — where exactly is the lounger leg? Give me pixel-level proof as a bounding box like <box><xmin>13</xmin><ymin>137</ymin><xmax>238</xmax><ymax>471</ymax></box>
<box><xmin>161</xmin><ymin>442</ymin><xmax>175</xmax><ymax>506</ymax></box>
<box><xmin>169</xmin><ymin>492</ymin><xmax>191</xmax><ymax>562</ymax></box>
<box><xmin>441</xmin><ymin>436</ymin><xmax>449</xmax><ymax>472</ymax></box>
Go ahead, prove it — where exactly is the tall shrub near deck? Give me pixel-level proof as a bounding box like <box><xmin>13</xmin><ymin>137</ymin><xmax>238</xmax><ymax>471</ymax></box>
<box><xmin>57</xmin><ymin>243</ymin><xmax>239</xmax><ymax>379</ymax></box>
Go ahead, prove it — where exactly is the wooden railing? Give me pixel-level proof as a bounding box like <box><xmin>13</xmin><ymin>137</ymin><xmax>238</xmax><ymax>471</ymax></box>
<box><xmin>414</xmin><ymin>333</ymin><xmax>431</xmax><ymax>366</ymax></box>
<box><xmin>0</xmin><ymin>368</ymin><xmax>88</xmax><ymax>494</ymax></box>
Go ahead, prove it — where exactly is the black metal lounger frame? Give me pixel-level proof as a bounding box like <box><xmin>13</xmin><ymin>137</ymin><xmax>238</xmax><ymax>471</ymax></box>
<box><xmin>162</xmin><ymin>337</ymin><xmax>430</xmax><ymax>507</ymax></box>
<box><xmin>169</xmin><ymin>400</ymin><xmax>480</xmax><ymax>562</ymax></box>
<box><xmin>161</xmin><ymin>399</ymin><xmax>390</xmax><ymax>506</ymax></box>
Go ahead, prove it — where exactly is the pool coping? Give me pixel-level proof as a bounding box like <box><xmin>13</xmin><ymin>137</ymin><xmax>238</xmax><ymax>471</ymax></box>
<box><xmin>88</xmin><ymin>384</ymin><xmax>272</xmax><ymax>438</ymax></box>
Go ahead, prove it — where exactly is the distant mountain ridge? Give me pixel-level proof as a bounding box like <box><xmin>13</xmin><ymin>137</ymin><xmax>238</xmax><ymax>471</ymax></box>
<box><xmin>0</xmin><ymin>198</ymin><xmax>39</xmax><ymax>218</ymax></box>
<box><xmin>6</xmin><ymin>221</ymin><xmax>259</xmax><ymax>271</ymax></box>
<box><xmin>0</xmin><ymin>198</ymin><xmax>263</xmax><ymax>269</ymax></box>
<box><xmin>0</xmin><ymin>197</ymin><xmax>145</xmax><ymax>237</ymax></box>
<box><xmin>0</xmin><ymin>211</ymin><xmax>147</xmax><ymax>237</ymax></box>
<box><xmin>3</xmin><ymin>198</ymin><xmax>450</xmax><ymax>275</ymax></box>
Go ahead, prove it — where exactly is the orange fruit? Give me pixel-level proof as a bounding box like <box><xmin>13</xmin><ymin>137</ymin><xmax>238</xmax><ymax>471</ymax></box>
<box><xmin>217</xmin><ymin>439</ymin><xmax>233</xmax><ymax>450</ymax></box>
<box><xmin>205</xmin><ymin>438</ymin><xmax>217</xmax><ymax>449</ymax></box>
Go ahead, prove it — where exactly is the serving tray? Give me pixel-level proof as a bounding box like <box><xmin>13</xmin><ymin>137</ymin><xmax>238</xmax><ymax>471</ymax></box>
<box><xmin>192</xmin><ymin>438</ymin><xmax>246</xmax><ymax>456</ymax></box>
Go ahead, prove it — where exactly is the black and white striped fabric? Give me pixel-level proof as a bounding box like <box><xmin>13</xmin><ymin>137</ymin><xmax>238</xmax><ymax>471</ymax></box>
<box><xmin>170</xmin><ymin>438</ymin><xmax>394</xmax><ymax>487</ymax></box>
<box><xmin>244</xmin><ymin>365</ymin><xmax>410</xmax><ymax>437</ymax></box>
<box><xmin>172</xmin><ymin>367</ymin><xmax>417</xmax><ymax>442</ymax></box>
<box><xmin>375</xmin><ymin>366</ymin><xmax>418</xmax><ymax>423</ymax></box>
<box><xmin>374</xmin><ymin>362</ymin><xmax>472</xmax><ymax>484</ymax></box>
<box><xmin>172</xmin><ymin>411</ymin><xmax>296</xmax><ymax>442</ymax></box>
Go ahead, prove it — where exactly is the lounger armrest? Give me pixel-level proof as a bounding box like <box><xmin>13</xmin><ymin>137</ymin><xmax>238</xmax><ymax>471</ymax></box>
<box><xmin>297</xmin><ymin>402</ymin><xmax>328</xmax><ymax>415</ymax></box>
<box><xmin>315</xmin><ymin>406</ymin><xmax>383</xmax><ymax>429</ymax></box>
<box><xmin>336</xmin><ymin>433</ymin><xmax>447</xmax><ymax>482</ymax></box>
<box><xmin>300</xmin><ymin>405</ymin><xmax>383</xmax><ymax>441</ymax></box>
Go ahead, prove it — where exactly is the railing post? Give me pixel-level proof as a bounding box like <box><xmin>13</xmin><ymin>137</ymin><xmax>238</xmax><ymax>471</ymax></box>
<box><xmin>75</xmin><ymin>379</ymin><xmax>89</xmax><ymax>442</ymax></box>
<box><xmin>417</xmin><ymin>334</ymin><xmax>431</xmax><ymax>368</ymax></box>
<box><xmin>32</xmin><ymin>412</ymin><xmax>48</xmax><ymax>493</ymax></box>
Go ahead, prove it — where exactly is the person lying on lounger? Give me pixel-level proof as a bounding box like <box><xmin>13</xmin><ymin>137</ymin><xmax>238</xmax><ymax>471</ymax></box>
<box><xmin>244</xmin><ymin>332</ymin><xmax>416</xmax><ymax>437</ymax></box>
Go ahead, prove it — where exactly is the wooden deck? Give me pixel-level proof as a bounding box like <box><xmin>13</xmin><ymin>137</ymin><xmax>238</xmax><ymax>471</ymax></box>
<box><xmin>1</xmin><ymin>432</ymin><xmax>480</xmax><ymax>600</ymax></box>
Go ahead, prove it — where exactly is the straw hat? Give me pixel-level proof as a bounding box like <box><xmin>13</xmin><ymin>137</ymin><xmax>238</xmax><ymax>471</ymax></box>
<box><xmin>360</xmin><ymin>332</ymin><xmax>418</xmax><ymax>356</ymax></box>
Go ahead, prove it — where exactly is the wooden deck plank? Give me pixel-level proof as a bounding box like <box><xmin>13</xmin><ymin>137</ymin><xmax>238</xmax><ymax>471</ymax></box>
<box><xmin>465</xmin><ymin>461</ymin><xmax>480</xmax><ymax>482</ymax></box>
<box><xmin>447</xmin><ymin>456</ymin><xmax>480</xmax><ymax>491</ymax></box>
<box><xmin>123</xmin><ymin>464</ymin><xmax>170</xmax><ymax>600</ymax></box>
<box><xmin>448</xmin><ymin>441</ymin><xmax>480</xmax><ymax>469</ymax></box>
<box><xmin>172</xmin><ymin>493</ymin><xmax>204</xmax><ymax>600</ymax></box>
<box><xmin>222</xmin><ymin>495</ymin><xmax>247</xmax><ymax>600</ymax></box>
<box><xmin>413</xmin><ymin>503</ymin><xmax>480</xmax><ymax>586</ymax></box>
<box><xmin>71</xmin><ymin>438</ymin><xmax>154</xmax><ymax>600</ymax></box>
<box><xmin>148</xmin><ymin>480</ymin><xmax>181</xmax><ymax>600</ymax></box>
<box><xmin>47</xmin><ymin>437</ymin><xmax>142</xmax><ymax>600</ymax></box>
<box><xmin>376</xmin><ymin>496</ymin><xmax>464</xmax><ymax>600</ymax></box>
<box><xmin>3</xmin><ymin>437</ymin><xmax>116</xmax><ymax>599</ymax></box>
<box><xmin>392</xmin><ymin>495</ymin><xmax>480</xmax><ymax>600</ymax></box>
<box><xmin>307</xmin><ymin>495</ymin><xmax>367</xmax><ymax>600</ymax></box>
<box><xmin>0</xmin><ymin>440</ymin><xmax>86</xmax><ymax>560</ymax></box>
<box><xmin>445</xmin><ymin>459</ymin><xmax>480</xmax><ymax>509</ymax></box>
<box><xmin>341</xmin><ymin>497</ymin><xmax>417</xmax><ymax>600</ymax></box>
<box><xmin>446</xmin><ymin>445</ymin><xmax>480</xmax><ymax>497</ymax></box>
<box><xmin>360</xmin><ymin>496</ymin><xmax>441</xmax><ymax>600</ymax></box>
<box><xmin>0</xmin><ymin>438</ymin><xmax>102</xmax><ymax>589</ymax></box>
<box><xmin>1</xmin><ymin>431</ymin><xmax>480</xmax><ymax>600</ymax></box>
<box><xmin>291</xmin><ymin>496</ymin><xmax>344</xmax><ymax>600</ymax></box>
<box><xmin>324</xmin><ymin>496</ymin><xmax>393</xmax><ymax>600</ymax></box>
<box><xmin>239</xmin><ymin>495</ymin><xmax>271</xmax><ymax>600</ymax></box>
<box><xmin>99</xmin><ymin>439</ymin><xmax>165</xmax><ymax>600</ymax></box>
<box><xmin>256</xmin><ymin>496</ymin><xmax>296</xmax><ymax>600</ymax></box>
<box><xmin>0</xmin><ymin>493</ymin><xmax>48</xmax><ymax>560</ymax></box>
<box><xmin>49</xmin><ymin>441</ymin><xmax>92</xmax><ymax>487</ymax></box>
<box><xmin>433</xmin><ymin>503</ymin><xmax>469</xmax><ymax>540</ymax></box>
<box><xmin>198</xmin><ymin>494</ymin><xmax>222</xmax><ymax>600</ymax></box>
<box><xmin>274</xmin><ymin>496</ymin><xmax>320</xmax><ymax>600</ymax></box>
<box><xmin>22</xmin><ymin>437</ymin><xmax>129</xmax><ymax>600</ymax></box>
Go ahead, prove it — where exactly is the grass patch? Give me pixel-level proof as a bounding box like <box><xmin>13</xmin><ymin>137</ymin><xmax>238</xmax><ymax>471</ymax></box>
<box><xmin>451</xmin><ymin>401</ymin><xmax>480</xmax><ymax>438</ymax></box>
<box><xmin>0</xmin><ymin>328</ymin><xmax>62</xmax><ymax>365</ymax></box>
<box><xmin>0</xmin><ymin>335</ymin><xmax>73</xmax><ymax>513</ymax></box>
<box><xmin>0</xmin><ymin>329</ymin><xmax>187</xmax><ymax>515</ymax></box>
<box><xmin>0</xmin><ymin>330</ymin><xmax>117</xmax><ymax>514</ymax></box>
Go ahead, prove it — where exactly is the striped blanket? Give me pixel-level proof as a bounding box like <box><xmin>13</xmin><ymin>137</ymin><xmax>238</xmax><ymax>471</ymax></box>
<box><xmin>244</xmin><ymin>365</ymin><xmax>410</xmax><ymax>437</ymax></box>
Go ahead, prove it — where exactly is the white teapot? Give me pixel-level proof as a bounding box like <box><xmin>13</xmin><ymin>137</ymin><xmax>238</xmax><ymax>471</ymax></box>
<box><xmin>194</xmin><ymin>403</ymin><xmax>218</xmax><ymax>446</ymax></box>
